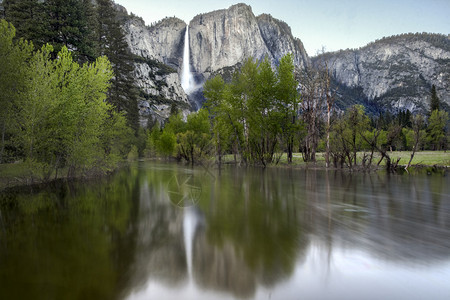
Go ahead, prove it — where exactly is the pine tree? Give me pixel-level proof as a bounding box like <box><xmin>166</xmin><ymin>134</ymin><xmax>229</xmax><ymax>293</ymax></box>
<box><xmin>3</xmin><ymin>0</ymin><xmax>46</xmax><ymax>46</ymax></box>
<box><xmin>44</xmin><ymin>0</ymin><xmax>97</xmax><ymax>62</ymax></box>
<box><xmin>96</xmin><ymin>0</ymin><xmax>139</xmax><ymax>133</ymax></box>
<box><xmin>430</xmin><ymin>84</ymin><xmax>440</xmax><ymax>113</ymax></box>
<box><xmin>1</xmin><ymin>1</ymin><xmax>5</xmax><ymax>18</ymax></box>
<box><xmin>4</xmin><ymin>0</ymin><xmax>97</xmax><ymax>62</ymax></box>
<box><xmin>79</xmin><ymin>0</ymin><xmax>99</xmax><ymax>62</ymax></box>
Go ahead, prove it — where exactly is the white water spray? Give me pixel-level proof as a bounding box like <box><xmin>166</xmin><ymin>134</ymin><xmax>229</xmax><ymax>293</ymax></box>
<box><xmin>181</xmin><ymin>26</ymin><xmax>194</xmax><ymax>94</ymax></box>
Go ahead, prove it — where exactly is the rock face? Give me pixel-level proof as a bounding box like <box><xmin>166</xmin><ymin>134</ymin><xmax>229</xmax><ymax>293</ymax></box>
<box><xmin>314</xmin><ymin>34</ymin><xmax>450</xmax><ymax>113</ymax></box>
<box><xmin>132</xmin><ymin>58</ymin><xmax>191</xmax><ymax>124</ymax></box>
<box><xmin>189</xmin><ymin>4</ymin><xmax>310</xmax><ymax>80</ymax></box>
<box><xmin>121</xmin><ymin>3</ymin><xmax>311</xmax><ymax>120</ymax></box>
<box><xmin>256</xmin><ymin>14</ymin><xmax>309</xmax><ymax>70</ymax></box>
<box><xmin>123</xmin><ymin>15</ymin><xmax>191</xmax><ymax>125</ymax></box>
<box><xmin>125</xmin><ymin>16</ymin><xmax>186</xmax><ymax>68</ymax></box>
<box><xmin>119</xmin><ymin>3</ymin><xmax>448</xmax><ymax>120</ymax></box>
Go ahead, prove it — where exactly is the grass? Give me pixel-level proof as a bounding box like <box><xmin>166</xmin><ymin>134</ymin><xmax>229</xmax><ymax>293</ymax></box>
<box><xmin>221</xmin><ymin>151</ymin><xmax>450</xmax><ymax>168</ymax></box>
<box><xmin>386</xmin><ymin>151</ymin><xmax>450</xmax><ymax>166</ymax></box>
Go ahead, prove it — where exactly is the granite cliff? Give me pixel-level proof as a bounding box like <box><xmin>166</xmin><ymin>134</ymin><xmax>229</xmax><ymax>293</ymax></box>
<box><xmin>123</xmin><ymin>16</ymin><xmax>191</xmax><ymax>124</ymax></box>
<box><xmin>119</xmin><ymin>3</ymin><xmax>449</xmax><ymax>121</ymax></box>
<box><xmin>189</xmin><ymin>4</ymin><xmax>309</xmax><ymax>87</ymax></box>
<box><xmin>121</xmin><ymin>3</ymin><xmax>311</xmax><ymax>117</ymax></box>
<box><xmin>314</xmin><ymin>34</ymin><xmax>450</xmax><ymax>113</ymax></box>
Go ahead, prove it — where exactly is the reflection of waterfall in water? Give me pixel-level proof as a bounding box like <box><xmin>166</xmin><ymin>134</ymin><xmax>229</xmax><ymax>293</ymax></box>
<box><xmin>181</xmin><ymin>26</ymin><xmax>194</xmax><ymax>94</ymax></box>
<box><xmin>183</xmin><ymin>206</ymin><xmax>198</xmax><ymax>281</ymax></box>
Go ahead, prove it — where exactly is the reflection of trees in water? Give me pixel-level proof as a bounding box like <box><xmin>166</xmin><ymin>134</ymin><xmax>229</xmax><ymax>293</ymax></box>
<box><xmin>3</xmin><ymin>163</ymin><xmax>447</xmax><ymax>300</ymax></box>
<box><xmin>300</xmin><ymin>170</ymin><xmax>450</xmax><ymax>265</ymax></box>
<box><xmin>126</xmin><ymin>165</ymin><xmax>307</xmax><ymax>298</ymax></box>
<box><xmin>125</xmin><ymin>168</ymin><xmax>187</xmax><ymax>291</ymax></box>
<box><xmin>0</xmin><ymin>168</ymin><xmax>140</xmax><ymax>300</ymax></box>
<box><xmin>193</xmin><ymin>226</ymin><xmax>256</xmax><ymax>298</ymax></box>
<box><xmin>7</xmin><ymin>163</ymin><xmax>445</xmax><ymax>299</ymax></box>
<box><xmin>127</xmin><ymin>164</ymin><xmax>450</xmax><ymax>298</ymax></box>
<box><xmin>193</xmin><ymin>166</ymin><xmax>307</xmax><ymax>297</ymax></box>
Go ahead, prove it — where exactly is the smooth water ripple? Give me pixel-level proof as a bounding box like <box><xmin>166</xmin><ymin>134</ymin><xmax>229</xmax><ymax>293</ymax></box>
<box><xmin>1</xmin><ymin>162</ymin><xmax>449</xmax><ymax>300</ymax></box>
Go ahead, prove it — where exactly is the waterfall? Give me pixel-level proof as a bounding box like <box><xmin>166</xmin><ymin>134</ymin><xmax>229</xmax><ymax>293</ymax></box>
<box><xmin>181</xmin><ymin>26</ymin><xmax>194</xmax><ymax>94</ymax></box>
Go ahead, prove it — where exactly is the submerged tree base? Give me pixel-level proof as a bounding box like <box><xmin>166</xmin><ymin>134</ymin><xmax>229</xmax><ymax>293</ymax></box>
<box><xmin>0</xmin><ymin>161</ymin><xmax>129</xmax><ymax>191</ymax></box>
<box><xmin>218</xmin><ymin>151</ymin><xmax>449</xmax><ymax>171</ymax></box>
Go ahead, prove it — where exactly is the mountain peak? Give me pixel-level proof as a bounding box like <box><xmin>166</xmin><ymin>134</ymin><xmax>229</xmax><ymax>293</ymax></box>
<box><xmin>257</xmin><ymin>14</ymin><xmax>293</xmax><ymax>37</ymax></box>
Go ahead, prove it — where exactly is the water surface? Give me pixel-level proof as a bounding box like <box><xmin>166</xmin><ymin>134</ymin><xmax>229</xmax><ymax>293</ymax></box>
<box><xmin>1</xmin><ymin>162</ymin><xmax>449</xmax><ymax>299</ymax></box>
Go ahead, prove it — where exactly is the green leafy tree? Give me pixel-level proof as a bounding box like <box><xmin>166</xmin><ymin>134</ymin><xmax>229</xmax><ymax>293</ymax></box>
<box><xmin>427</xmin><ymin>110</ymin><xmax>448</xmax><ymax>150</ymax></box>
<box><xmin>231</xmin><ymin>57</ymin><xmax>258</xmax><ymax>163</ymax></box>
<box><xmin>157</xmin><ymin>130</ymin><xmax>177</xmax><ymax>157</ymax></box>
<box><xmin>99</xmin><ymin>109</ymin><xmax>135</xmax><ymax>169</ymax></box>
<box><xmin>204</xmin><ymin>75</ymin><xmax>232</xmax><ymax>163</ymax></box>
<box><xmin>0</xmin><ymin>19</ymin><xmax>131</xmax><ymax>178</ymax></box>
<box><xmin>148</xmin><ymin>113</ymin><xmax>183</xmax><ymax>159</ymax></box>
<box><xmin>16</xmin><ymin>44</ymin><xmax>117</xmax><ymax>178</ymax></box>
<box><xmin>276</xmin><ymin>54</ymin><xmax>300</xmax><ymax>163</ymax></box>
<box><xmin>164</xmin><ymin>113</ymin><xmax>186</xmax><ymax>135</ymax></box>
<box><xmin>329</xmin><ymin>105</ymin><xmax>369</xmax><ymax>168</ymax></box>
<box><xmin>246</xmin><ymin>57</ymin><xmax>278</xmax><ymax>165</ymax></box>
<box><xmin>0</xmin><ymin>20</ymin><xmax>33</xmax><ymax>163</ymax></box>
<box><xmin>145</xmin><ymin>123</ymin><xmax>161</xmax><ymax>157</ymax></box>
<box><xmin>203</xmin><ymin>54</ymin><xmax>300</xmax><ymax>166</ymax></box>
<box><xmin>205</xmin><ymin>75</ymin><xmax>245</xmax><ymax>164</ymax></box>
<box><xmin>176</xmin><ymin>109</ymin><xmax>212</xmax><ymax>164</ymax></box>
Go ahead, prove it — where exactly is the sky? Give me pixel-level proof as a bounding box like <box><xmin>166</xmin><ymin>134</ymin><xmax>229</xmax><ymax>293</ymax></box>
<box><xmin>116</xmin><ymin>0</ymin><xmax>450</xmax><ymax>56</ymax></box>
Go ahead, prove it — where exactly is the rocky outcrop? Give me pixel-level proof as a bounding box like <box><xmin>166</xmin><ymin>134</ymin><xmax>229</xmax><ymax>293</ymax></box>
<box><xmin>256</xmin><ymin>14</ymin><xmax>309</xmax><ymax>70</ymax></box>
<box><xmin>123</xmin><ymin>15</ymin><xmax>191</xmax><ymax>125</ymax></box>
<box><xmin>189</xmin><ymin>4</ymin><xmax>310</xmax><ymax>81</ymax></box>
<box><xmin>133</xmin><ymin>58</ymin><xmax>190</xmax><ymax>124</ymax></box>
<box><xmin>315</xmin><ymin>34</ymin><xmax>450</xmax><ymax>113</ymax></box>
<box><xmin>124</xmin><ymin>16</ymin><xmax>186</xmax><ymax>68</ymax></box>
<box><xmin>189</xmin><ymin>4</ymin><xmax>268</xmax><ymax>78</ymax></box>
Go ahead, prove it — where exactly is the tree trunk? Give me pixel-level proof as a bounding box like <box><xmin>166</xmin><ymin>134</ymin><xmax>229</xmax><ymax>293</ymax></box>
<box><xmin>407</xmin><ymin>140</ymin><xmax>419</xmax><ymax>169</ymax></box>
<box><xmin>288</xmin><ymin>137</ymin><xmax>293</xmax><ymax>163</ymax></box>
<box><xmin>0</xmin><ymin>122</ymin><xmax>5</xmax><ymax>164</ymax></box>
<box><xmin>227</xmin><ymin>112</ymin><xmax>245</xmax><ymax>165</ymax></box>
<box><xmin>325</xmin><ymin>104</ymin><xmax>331</xmax><ymax>168</ymax></box>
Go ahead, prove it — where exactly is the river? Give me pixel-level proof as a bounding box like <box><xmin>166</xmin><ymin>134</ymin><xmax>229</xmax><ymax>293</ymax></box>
<box><xmin>1</xmin><ymin>162</ymin><xmax>449</xmax><ymax>300</ymax></box>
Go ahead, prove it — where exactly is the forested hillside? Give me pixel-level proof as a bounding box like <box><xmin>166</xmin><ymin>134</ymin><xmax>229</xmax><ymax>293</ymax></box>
<box><xmin>0</xmin><ymin>0</ymin><xmax>142</xmax><ymax>178</ymax></box>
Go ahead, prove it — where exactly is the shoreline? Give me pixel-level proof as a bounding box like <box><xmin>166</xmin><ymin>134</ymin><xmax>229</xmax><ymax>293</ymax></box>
<box><xmin>1</xmin><ymin>151</ymin><xmax>449</xmax><ymax>191</ymax></box>
<box><xmin>0</xmin><ymin>162</ymin><xmax>129</xmax><ymax>192</ymax></box>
